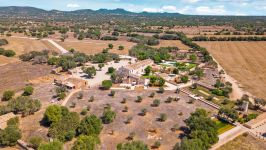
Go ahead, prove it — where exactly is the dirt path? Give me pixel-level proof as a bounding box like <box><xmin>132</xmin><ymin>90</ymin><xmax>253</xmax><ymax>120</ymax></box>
<box><xmin>61</xmin><ymin>89</ymin><xmax>81</xmax><ymax>106</ymax></box>
<box><xmin>212</xmin><ymin>55</ymin><xmax>248</xmax><ymax>101</ymax></box>
<box><xmin>45</xmin><ymin>39</ymin><xmax>69</xmax><ymax>54</ymax></box>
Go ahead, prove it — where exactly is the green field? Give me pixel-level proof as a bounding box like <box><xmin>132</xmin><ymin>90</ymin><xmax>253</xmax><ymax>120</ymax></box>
<box><xmin>215</xmin><ymin>119</ymin><xmax>235</xmax><ymax>135</ymax></box>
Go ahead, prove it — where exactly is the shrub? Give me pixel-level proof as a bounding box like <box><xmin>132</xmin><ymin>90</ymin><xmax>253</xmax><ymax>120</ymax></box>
<box><xmin>3</xmin><ymin>50</ymin><xmax>16</xmax><ymax>57</ymax></box>
<box><xmin>123</xmin><ymin>106</ymin><xmax>128</xmax><ymax>112</ymax></box>
<box><xmin>140</xmin><ymin>108</ymin><xmax>147</xmax><ymax>116</ymax></box>
<box><xmin>117</xmin><ymin>141</ymin><xmax>148</xmax><ymax>150</ymax></box>
<box><xmin>0</xmin><ymin>39</ymin><xmax>8</xmax><ymax>46</ymax></box>
<box><xmin>77</xmin><ymin>93</ymin><xmax>83</xmax><ymax>99</ymax></box>
<box><xmin>121</xmin><ymin>98</ymin><xmax>127</xmax><ymax>104</ymax></box>
<box><xmin>159</xmin><ymin>113</ymin><xmax>167</xmax><ymax>122</ymax></box>
<box><xmin>107</xmin><ymin>67</ymin><xmax>115</xmax><ymax>74</ymax></box>
<box><xmin>125</xmin><ymin>116</ymin><xmax>133</xmax><ymax>124</ymax></box>
<box><xmin>101</xmin><ymin>108</ymin><xmax>116</xmax><ymax>124</ymax></box>
<box><xmin>29</xmin><ymin>136</ymin><xmax>43</xmax><ymax>149</ymax></box>
<box><xmin>135</xmin><ymin>96</ymin><xmax>143</xmax><ymax>103</ymax></box>
<box><xmin>152</xmin><ymin>99</ymin><xmax>160</xmax><ymax>107</ymax></box>
<box><xmin>2</xmin><ymin>90</ymin><xmax>15</xmax><ymax>101</ymax></box>
<box><xmin>110</xmin><ymin>90</ymin><xmax>115</xmax><ymax>97</ymax></box>
<box><xmin>102</xmin><ymin>80</ymin><xmax>112</xmax><ymax>90</ymax></box>
<box><xmin>181</xmin><ymin>75</ymin><xmax>189</xmax><ymax>83</ymax></box>
<box><xmin>38</xmin><ymin>140</ymin><xmax>63</xmax><ymax>150</ymax></box>
<box><xmin>171</xmin><ymin>124</ymin><xmax>179</xmax><ymax>132</ymax></box>
<box><xmin>165</xmin><ymin>97</ymin><xmax>173</xmax><ymax>103</ymax></box>
<box><xmin>108</xmin><ymin>44</ymin><xmax>114</xmax><ymax>49</ymax></box>
<box><xmin>89</xmin><ymin>96</ymin><xmax>95</xmax><ymax>102</ymax></box>
<box><xmin>118</xmin><ymin>45</ymin><xmax>124</xmax><ymax>50</ymax></box>
<box><xmin>81</xmin><ymin>109</ymin><xmax>88</xmax><ymax>115</ymax></box>
<box><xmin>149</xmin><ymin>92</ymin><xmax>155</xmax><ymax>98</ymax></box>
<box><xmin>71</xmin><ymin>135</ymin><xmax>100</xmax><ymax>150</ymax></box>
<box><xmin>22</xmin><ymin>86</ymin><xmax>34</xmax><ymax>96</ymax></box>
<box><xmin>7</xmin><ymin>117</ymin><xmax>19</xmax><ymax>126</ymax></box>
<box><xmin>158</xmin><ymin>87</ymin><xmax>165</xmax><ymax>93</ymax></box>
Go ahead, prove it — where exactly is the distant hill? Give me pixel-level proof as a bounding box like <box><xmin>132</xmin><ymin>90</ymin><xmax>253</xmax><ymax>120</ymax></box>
<box><xmin>0</xmin><ymin>6</ymin><xmax>182</xmax><ymax>18</ymax></box>
<box><xmin>0</xmin><ymin>6</ymin><xmax>265</xmax><ymax>26</ymax></box>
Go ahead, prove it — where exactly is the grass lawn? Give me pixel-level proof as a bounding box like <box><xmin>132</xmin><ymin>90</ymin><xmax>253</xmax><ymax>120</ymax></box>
<box><xmin>191</xmin><ymin>86</ymin><xmax>235</xmax><ymax>108</ymax></box>
<box><xmin>215</xmin><ymin>119</ymin><xmax>235</xmax><ymax>135</ymax></box>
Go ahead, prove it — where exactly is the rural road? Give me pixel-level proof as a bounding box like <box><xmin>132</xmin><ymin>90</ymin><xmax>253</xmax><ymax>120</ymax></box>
<box><xmin>44</xmin><ymin>39</ymin><xmax>69</xmax><ymax>54</ymax></box>
<box><xmin>211</xmin><ymin>54</ymin><xmax>249</xmax><ymax>100</ymax></box>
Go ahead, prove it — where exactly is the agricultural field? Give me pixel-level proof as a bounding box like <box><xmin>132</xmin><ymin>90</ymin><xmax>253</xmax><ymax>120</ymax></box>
<box><xmin>0</xmin><ymin>37</ymin><xmax>59</xmax><ymax>56</ymax></box>
<box><xmin>170</xmin><ymin>25</ymin><xmax>235</xmax><ymax>35</ymax></box>
<box><xmin>196</xmin><ymin>41</ymin><xmax>266</xmax><ymax>99</ymax></box>
<box><xmin>56</xmin><ymin>39</ymin><xmax>136</xmax><ymax>55</ymax></box>
<box><xmin>218</xmin><ymin>133</ymin><xmax>266</xmax><ymax>150</ymax></box>
<box><xmin>0</xmin><ymin>62</ymin><xmax>52</xmax><ymax>95</ymax></box>
<box><xmin>152</xmin><ymin>40</ymin><xmax>190</xmax><ymax>50</ymax></box>
<box><xmin>187</xmin><ymin>34</ymin><xmax>266</xmax><ymax>38</ymax></box>
<box><xmin>65</xmin><ymin>89</ymin><xmax>217</xmax><ymax>149</ymax></box>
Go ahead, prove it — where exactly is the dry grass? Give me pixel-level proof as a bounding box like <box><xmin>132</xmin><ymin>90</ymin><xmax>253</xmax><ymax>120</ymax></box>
<box><xmin>152</xmin><ymin>40</ymin><xmax>190</xmax><ymax>50</ymax></box>
<box><xmin>197</xmin><ymin>41</ymin><xmax>266</xmax><ymax>99</ymax></box>
<box><xmin>170</xmin><ymin>26</ymin><xmax>235</xmax><ymax>35</ymax></box>
<box><xmin>0</xmin><ymin>55</ymin><xmax>18</xmax><ymax>66</ymax></box>
<box><xmin>0</xmin><ymin>37</ymin><xmax>60</xmax><ymax>56</ymax></box>
<box><xmin>57</xmin><ymin>39</ymin><xmax>136</xmax><ymax>55</ymax></box>
<box><xmin>0</xmin><ymin>62</ymin><xmax>52</xmax><ymax>94</ymax></box>
<box><xmin>218</xmin><ymin>134</ymin><xmax>266</xmax><ymax>150</ymax></box>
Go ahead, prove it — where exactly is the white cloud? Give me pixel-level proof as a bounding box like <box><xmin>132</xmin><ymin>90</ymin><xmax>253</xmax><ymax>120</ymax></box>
<box><xmin>143</xmin><ymin>5</ymin><xmax>179</xmax><ymax>13</ymax></box>
<box><xmin>66</xmin><ymin>3</ymin><xmax>80</xmax><ymax>8</ymax></box>
<box><xmin>143</xmin><ymin>8</ymin><xmax>161</xmax><ymax>13</ymax></box>
<box><xmin>195</xmin><ymin>5</ymin><xmax>226</xmax><ymax>15</ymax></box>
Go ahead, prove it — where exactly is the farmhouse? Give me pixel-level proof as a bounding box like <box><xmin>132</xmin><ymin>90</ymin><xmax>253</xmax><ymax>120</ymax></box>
<box><xmin>118</xmin><ymin>59</ymin><xmax>154</xmax><ymax>76</ymax></box>
<box><xmin>0</xmin><ymin>112</ymin><xmax>16</xmax><ymax>130</ymax></box>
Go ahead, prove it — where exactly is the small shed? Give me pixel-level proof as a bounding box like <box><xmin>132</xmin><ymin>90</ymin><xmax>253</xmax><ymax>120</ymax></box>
<box><xmin>65</xmin><ymin>78</ymin><xmax>88</xmax><ymax>89</ymax></box>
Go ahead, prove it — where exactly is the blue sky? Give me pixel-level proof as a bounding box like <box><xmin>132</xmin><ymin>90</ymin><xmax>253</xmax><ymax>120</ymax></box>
<box><xmin>0</xmin><ymin>0</ymin><xmax>265</xmax><ymax>16</ymax></box>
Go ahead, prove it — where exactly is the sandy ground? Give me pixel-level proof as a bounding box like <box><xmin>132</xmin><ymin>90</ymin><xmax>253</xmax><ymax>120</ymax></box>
<box><xmin>197</xmin><ymin>41</ymin><xmax>266</xmax><ymax>100</ymax></box>
<box><xmin>56</xmin><ymin>39</ymin><xmax>136</xmax><ymax>55</ymax></box>
<box><xmin>152</xmin><ymin>40</ymin><xmax>190</xmax><ymax>50</ymax></box>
